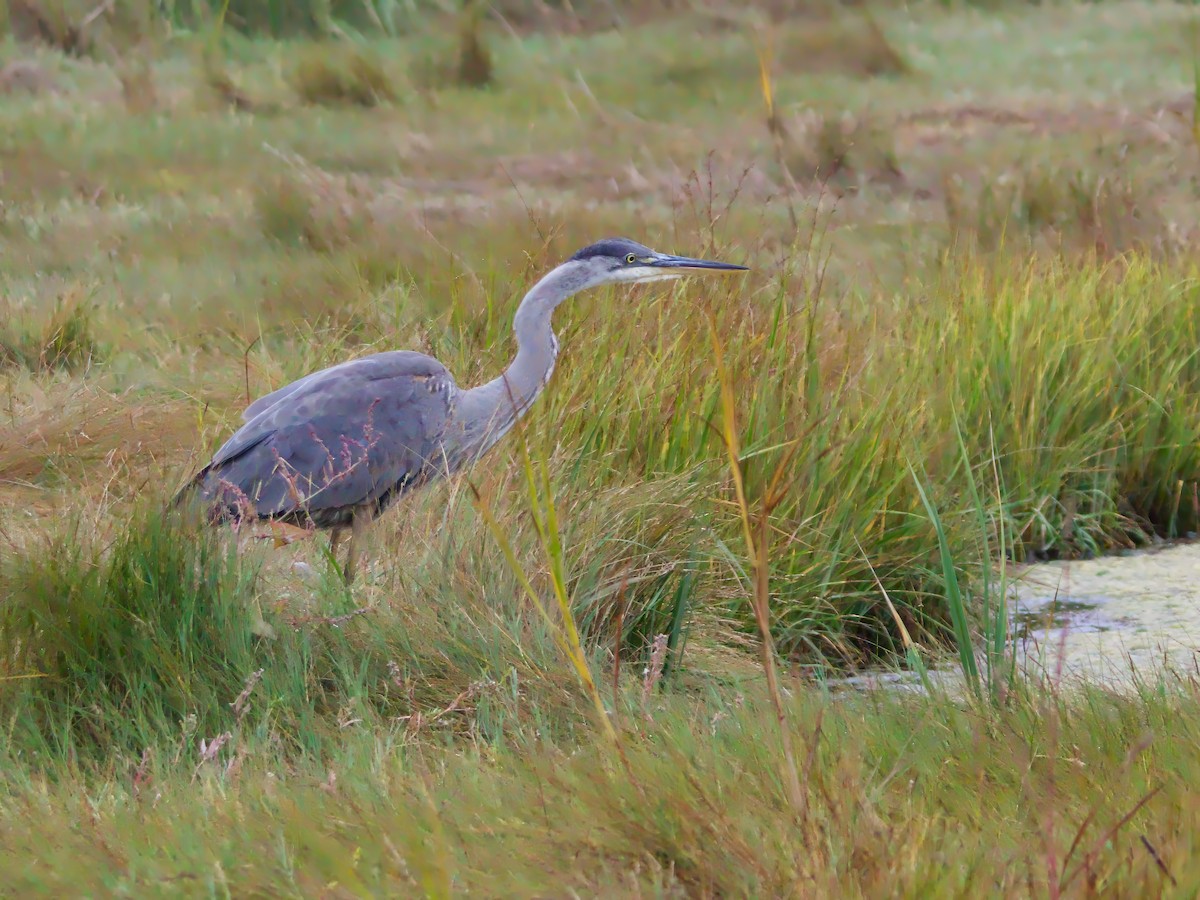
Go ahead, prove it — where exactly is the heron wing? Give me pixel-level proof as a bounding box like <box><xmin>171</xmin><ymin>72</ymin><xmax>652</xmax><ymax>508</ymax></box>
<box><xmin>240</xmin><ymin>369</ymin><xmax>324</xmax><ymax>422</ymax></box>
<box><xmin>191</xmin><ymin>351</ymin><xmax>458</xmax><ymax>526</ymax></box>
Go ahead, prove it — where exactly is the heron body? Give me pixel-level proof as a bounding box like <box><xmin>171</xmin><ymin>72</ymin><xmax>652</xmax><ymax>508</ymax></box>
<box><xmin>176</xmin><ymin>237</ymin><xmax>747</xmax><ymax>582</ymax></box>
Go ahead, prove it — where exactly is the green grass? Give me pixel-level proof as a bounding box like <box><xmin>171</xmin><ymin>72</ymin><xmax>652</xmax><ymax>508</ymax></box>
<box><xmin>4</xmin><ymin>661</ymin><xmax>1200</xmax><ymax>894</ymax></box>
<box><xmin>3</xmin><ymin>0</ymin><xmax>1200</xmax><ymax>892</ymax></box>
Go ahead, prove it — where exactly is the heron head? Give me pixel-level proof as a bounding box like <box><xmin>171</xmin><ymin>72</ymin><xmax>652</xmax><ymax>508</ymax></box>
<box><xmin>568</xmin><ymin>237</ymin><xmax>748</xmax><ymax>289</ymax></box>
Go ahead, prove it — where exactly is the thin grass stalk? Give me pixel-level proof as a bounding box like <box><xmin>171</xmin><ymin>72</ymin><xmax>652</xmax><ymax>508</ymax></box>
<box><xmin>464</xmin><ymin>480</ymin><xmax>569</xmax><ymax>661</ymax></box>
<box><xmin>531</xmin><ymin>455</ymin><xmax>612</xmax><ymax>735</ymax></box>
<box><xmin>708</xmin><ymin>315</ymin><xmax>805</xmax><ymax>817</ymax></box>
<box><xmin>952</xmin><ymin>418</ymin><xmax>1013</xmax><ymax>700</ymax></box>
<box><xmin>659</xmin><ymin>546</ymin><xmax>696</xmax><ymax>680</ymax></box>
<box><xmin>984</xmin><ymin>422</ymin><xmax>1017</xmax><ymax>694</ymax></box>
<box><xmin>466</xmin><ymin>478</ymin><xmax>616</xmax><ymax>745</ymax></box>
<box><xmin>855</xmin><ymin>535</ymin><xmax>934</xmax><ymax>693</ymax></box>
<box><xmin>754</xmin><ymin>28</ymin><xmax>801</xmax><ymax>237</ymax></box>
<box><xmin>1192</xmin><ymin>39</ymin><xmax>1200</xmax><ymax>153</ymax></box>
<box><xmin>411</xmin><ymin>771</ymin><xmax>455</xmax><ymax>900</ymax></box>
<box><xmin>465</xmin><ymin>411</ymin><xmax>618</xmax><ymax>749</ymax></box>
<box><xmin>910</xmin><ymin>461</ymin><xmax>981</xmax><ymax>699</ymax></box>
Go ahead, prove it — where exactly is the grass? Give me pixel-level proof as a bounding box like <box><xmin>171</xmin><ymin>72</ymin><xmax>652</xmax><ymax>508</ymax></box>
<box><xmin>782</xmin><ymin>108</ymin><xmax>904</xmax><ymax>189</ymax></box>
<box><xmin>2</xmin><ymin>0</ymin><xmax>1200</xmax><ymax>892</ymax></box>
<box><xmin>0</xmin><ymin>286</ymin><xmax>101</xmax><ymax>372</ymax></box>
<box><xmin>944</xmin><ymin>155</ymin><xmax>1173</xmax><ymax>258</ymax></box>
<box><xmin>287</xmin><ymin>43</ymin><xmax>398</xmax><ymax>107</ymax></box>
<box><xmin>4</xmin><ymin>628</ymin><xmax>1200</xmax><ymax>894</ymax></box>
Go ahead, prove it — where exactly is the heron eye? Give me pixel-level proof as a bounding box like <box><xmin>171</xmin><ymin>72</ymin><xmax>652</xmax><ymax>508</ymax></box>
<box><xmin>625</xmin><ymin>253</ymin><xmax>637</xmax><ymax>265</ymax></box>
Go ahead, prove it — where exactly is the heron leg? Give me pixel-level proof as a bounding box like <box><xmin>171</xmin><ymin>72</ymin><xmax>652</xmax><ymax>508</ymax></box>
<box><xmin>341</xmin><ymin>511</ymin><xmax>370</xmax><ymax>585</ymax></box>
<box><xmin>321</xmin><ymin>527</ymin><xmax>345</xmax><ymax>579</ymax></box>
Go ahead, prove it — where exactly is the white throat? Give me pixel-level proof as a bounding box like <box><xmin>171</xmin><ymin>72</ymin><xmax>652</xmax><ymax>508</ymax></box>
<box><xmin>609</xmin><ymin>269</ymin><xmax>684</xmax><ymax>285</ymax></box>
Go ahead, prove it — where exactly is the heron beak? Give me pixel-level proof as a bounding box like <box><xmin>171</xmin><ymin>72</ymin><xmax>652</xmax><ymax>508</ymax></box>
<box><xmin>649</xmin><ymin>253</ymin><xmax>749</xmax><ymax>273</ymax></box>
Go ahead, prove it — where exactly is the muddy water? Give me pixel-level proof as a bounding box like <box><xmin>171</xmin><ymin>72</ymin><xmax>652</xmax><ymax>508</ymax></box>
<box><xmin>1009</xmin><ymin>541</ymin><xmax>1200</xmax><ymax>690</ymax></box>
<box><xmin>832</xmin><ymin>542</ymin><xmax>1200</xmax><ymax>694</ymax></box>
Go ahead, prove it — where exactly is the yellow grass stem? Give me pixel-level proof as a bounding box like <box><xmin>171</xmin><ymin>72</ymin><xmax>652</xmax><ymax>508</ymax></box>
<box><xmin>468</xmin><ymin>463</ymin><xmax>618</xmax><ymax>748</ymax></box>
<box><xmin>707</xmin><ymin>313</ymin><xmax>806</xmax><ymax>817</ymax></box>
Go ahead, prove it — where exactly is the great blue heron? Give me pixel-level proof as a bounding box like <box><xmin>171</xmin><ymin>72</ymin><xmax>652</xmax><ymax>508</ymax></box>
<box><xmin>174</xmin><ymin>237</ymin><xmax>748</xmax><ymax>583</ymax></box>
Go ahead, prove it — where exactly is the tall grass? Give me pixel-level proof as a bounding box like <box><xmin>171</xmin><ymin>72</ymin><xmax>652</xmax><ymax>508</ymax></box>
<box><xmin>910</xmin><ymin>422</ymin><xmax>1017</xmax><ymax>702</ymax></box>
<box><xmin>0</xmin><ymin>288</ymin><xmax>100</xmax><ymax>373</ymax></box>
<box><xmin>0</xmin><ymin>669</ymin><xmax>1194</xmax><ymax>894</ymax></box>
<box><xmin>7</xmin><ymin>231</ymin><xmax>1198</xmax><ymax>670</ymax></box>
<box><xmin>0</xmin><ymin>501</ymin><xmax>601</xmax><ymax>763</ymax></box>
<box><xmin>19</xmin><ymin>250</ymin><xmax>1199</xmax><ymax>758</ymax></box>
<box><xmin>12</xmin><ymin>248</ymin><xmax>1198</xmax><ymax>669</ymax></box>
<box><xmin>469</xmin><ymin>438</ymin><xmax>617</xmax><ymax>745</ymax></box>
<box><xmin>3</xmin><ymin>3</ymin><xmax>1200</xmax><ymax>891</ymax></box>
<box><xmin>1</xmin><ymin>397</ymin><xmax>1192</xmax><ymax>891</ymax></box>
<box><xmin>524</xmin><ymin>250</ymin><xmax>1200</xmax><ymax>661</ymax></box>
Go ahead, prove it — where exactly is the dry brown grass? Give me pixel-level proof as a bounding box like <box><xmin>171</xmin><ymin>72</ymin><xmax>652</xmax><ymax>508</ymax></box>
<box><xmin>0</xmin><ymin>384</ymin><xmax>196</xmax><ymax>496</ymax></box>
<box><xmin>6</xmin><ymin>0</ymin><xmax>93</xmax><ymax>54</ymax></box>
<box><xmin>114</xmin><ymin>50</ymin><xmax>156</xmax><ymax>113</ymax></box>
<box><xmin>0</xmin><ymin>58</ymin><xmax>59</xmax><ymax>95</ymax></box>
<box><xmin>780</xmin><ymin>11</ymin><xmax>909</xmax><ymax>78</ymax></box>
<box><xmin>287</xmin><ymin>43</ymin><xmax>398</xmax><ymax>107</ymax></box>
<box><xmin>457</xmin><ymin>0</ymin><xmax>494</xmax><ymax>88</ymax></box>
<box><xmin>200</xmin><ymin>54</ymin><xmax>257</xmax><ymax>112</ymax></box>
<box><xmin>253</xmin><ymin>159</ymin><xmax>374</xmax><ymax>252</ymax></box>
<box><xmin>6</xmin><ymin>0</ymin><xmax>162</xmax><ymax>56</ymax></box>
<box><xmin>0</xmin><ymin>287</ymin><xmax>101</xmax><ymax>374</ymax></box>
<box><xmin>486</xmin><ymin>0</ymin><xmax>689</xmax><ymax>34</ymax></box>
<box><xmin>944</xmin><ymin>158</ymin><xmax>1180</xmax><ymax>258</ymax></box>
<box><xmin>783</xmin><ymin>109</ymin><xmax>904</xmax><ymax>190</ymax></box>
<box><xmin>407</xmin><ymin>5</ymin><xmax>497</xmax><ymax>92</ymax></box>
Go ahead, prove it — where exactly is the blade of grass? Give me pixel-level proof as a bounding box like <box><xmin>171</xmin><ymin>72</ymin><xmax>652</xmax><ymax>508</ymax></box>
<box><xmin>467</xmin><ymin>477</ymin><xmax>616</xmax><ymax>745</ymax></box>
<box><xmin>708</xmin><ymin>313</ymin><xmax>805</xmax><ymax>817</ymax></box>
<box><xmin>909</xmin><ymin>461</ymin><xmax>981</xmax><ymax>698</ymax></box>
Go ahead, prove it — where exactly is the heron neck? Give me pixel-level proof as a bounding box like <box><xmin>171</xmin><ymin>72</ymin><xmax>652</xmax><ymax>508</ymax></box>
<box><xmin>454</xmin><ymin>263</ymin><xmax>588</xmax><ymax>461</ymax></box>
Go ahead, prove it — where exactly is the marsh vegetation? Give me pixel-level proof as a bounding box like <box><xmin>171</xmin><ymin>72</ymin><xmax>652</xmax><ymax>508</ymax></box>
<box><xmin>2</xmin><ymin>0</ymin><xmax>1200</xmax><ymax>893</ymax></box>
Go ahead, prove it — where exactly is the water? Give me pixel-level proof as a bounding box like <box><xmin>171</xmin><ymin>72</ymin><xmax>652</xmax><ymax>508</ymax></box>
<box><xmin>1008</xmin><ymin>541</ymin><xmax>1200</xmax><ymax>690</ymax></box>
<box><xmin>831</xmin><ymin>541</ymin><xmax>1200</xmax><ymax>695</ymax></box>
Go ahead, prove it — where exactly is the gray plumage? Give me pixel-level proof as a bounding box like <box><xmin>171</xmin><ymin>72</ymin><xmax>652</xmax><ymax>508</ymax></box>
<box><xmin>175</xmin><ymin>237</ymin><xmax>747</xmax><ymax>582</ymax></box>
<box><xmin>185</xmin><ymin>351</ymin><xmax>455</xmax><ymax>529</ymax></box>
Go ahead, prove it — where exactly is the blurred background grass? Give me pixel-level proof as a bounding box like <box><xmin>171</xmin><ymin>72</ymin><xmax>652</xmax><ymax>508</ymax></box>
<box><xmin>3</xmin><ymin>0</ymin><xmax>1200</xmax><ymax>893</ymax></box>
